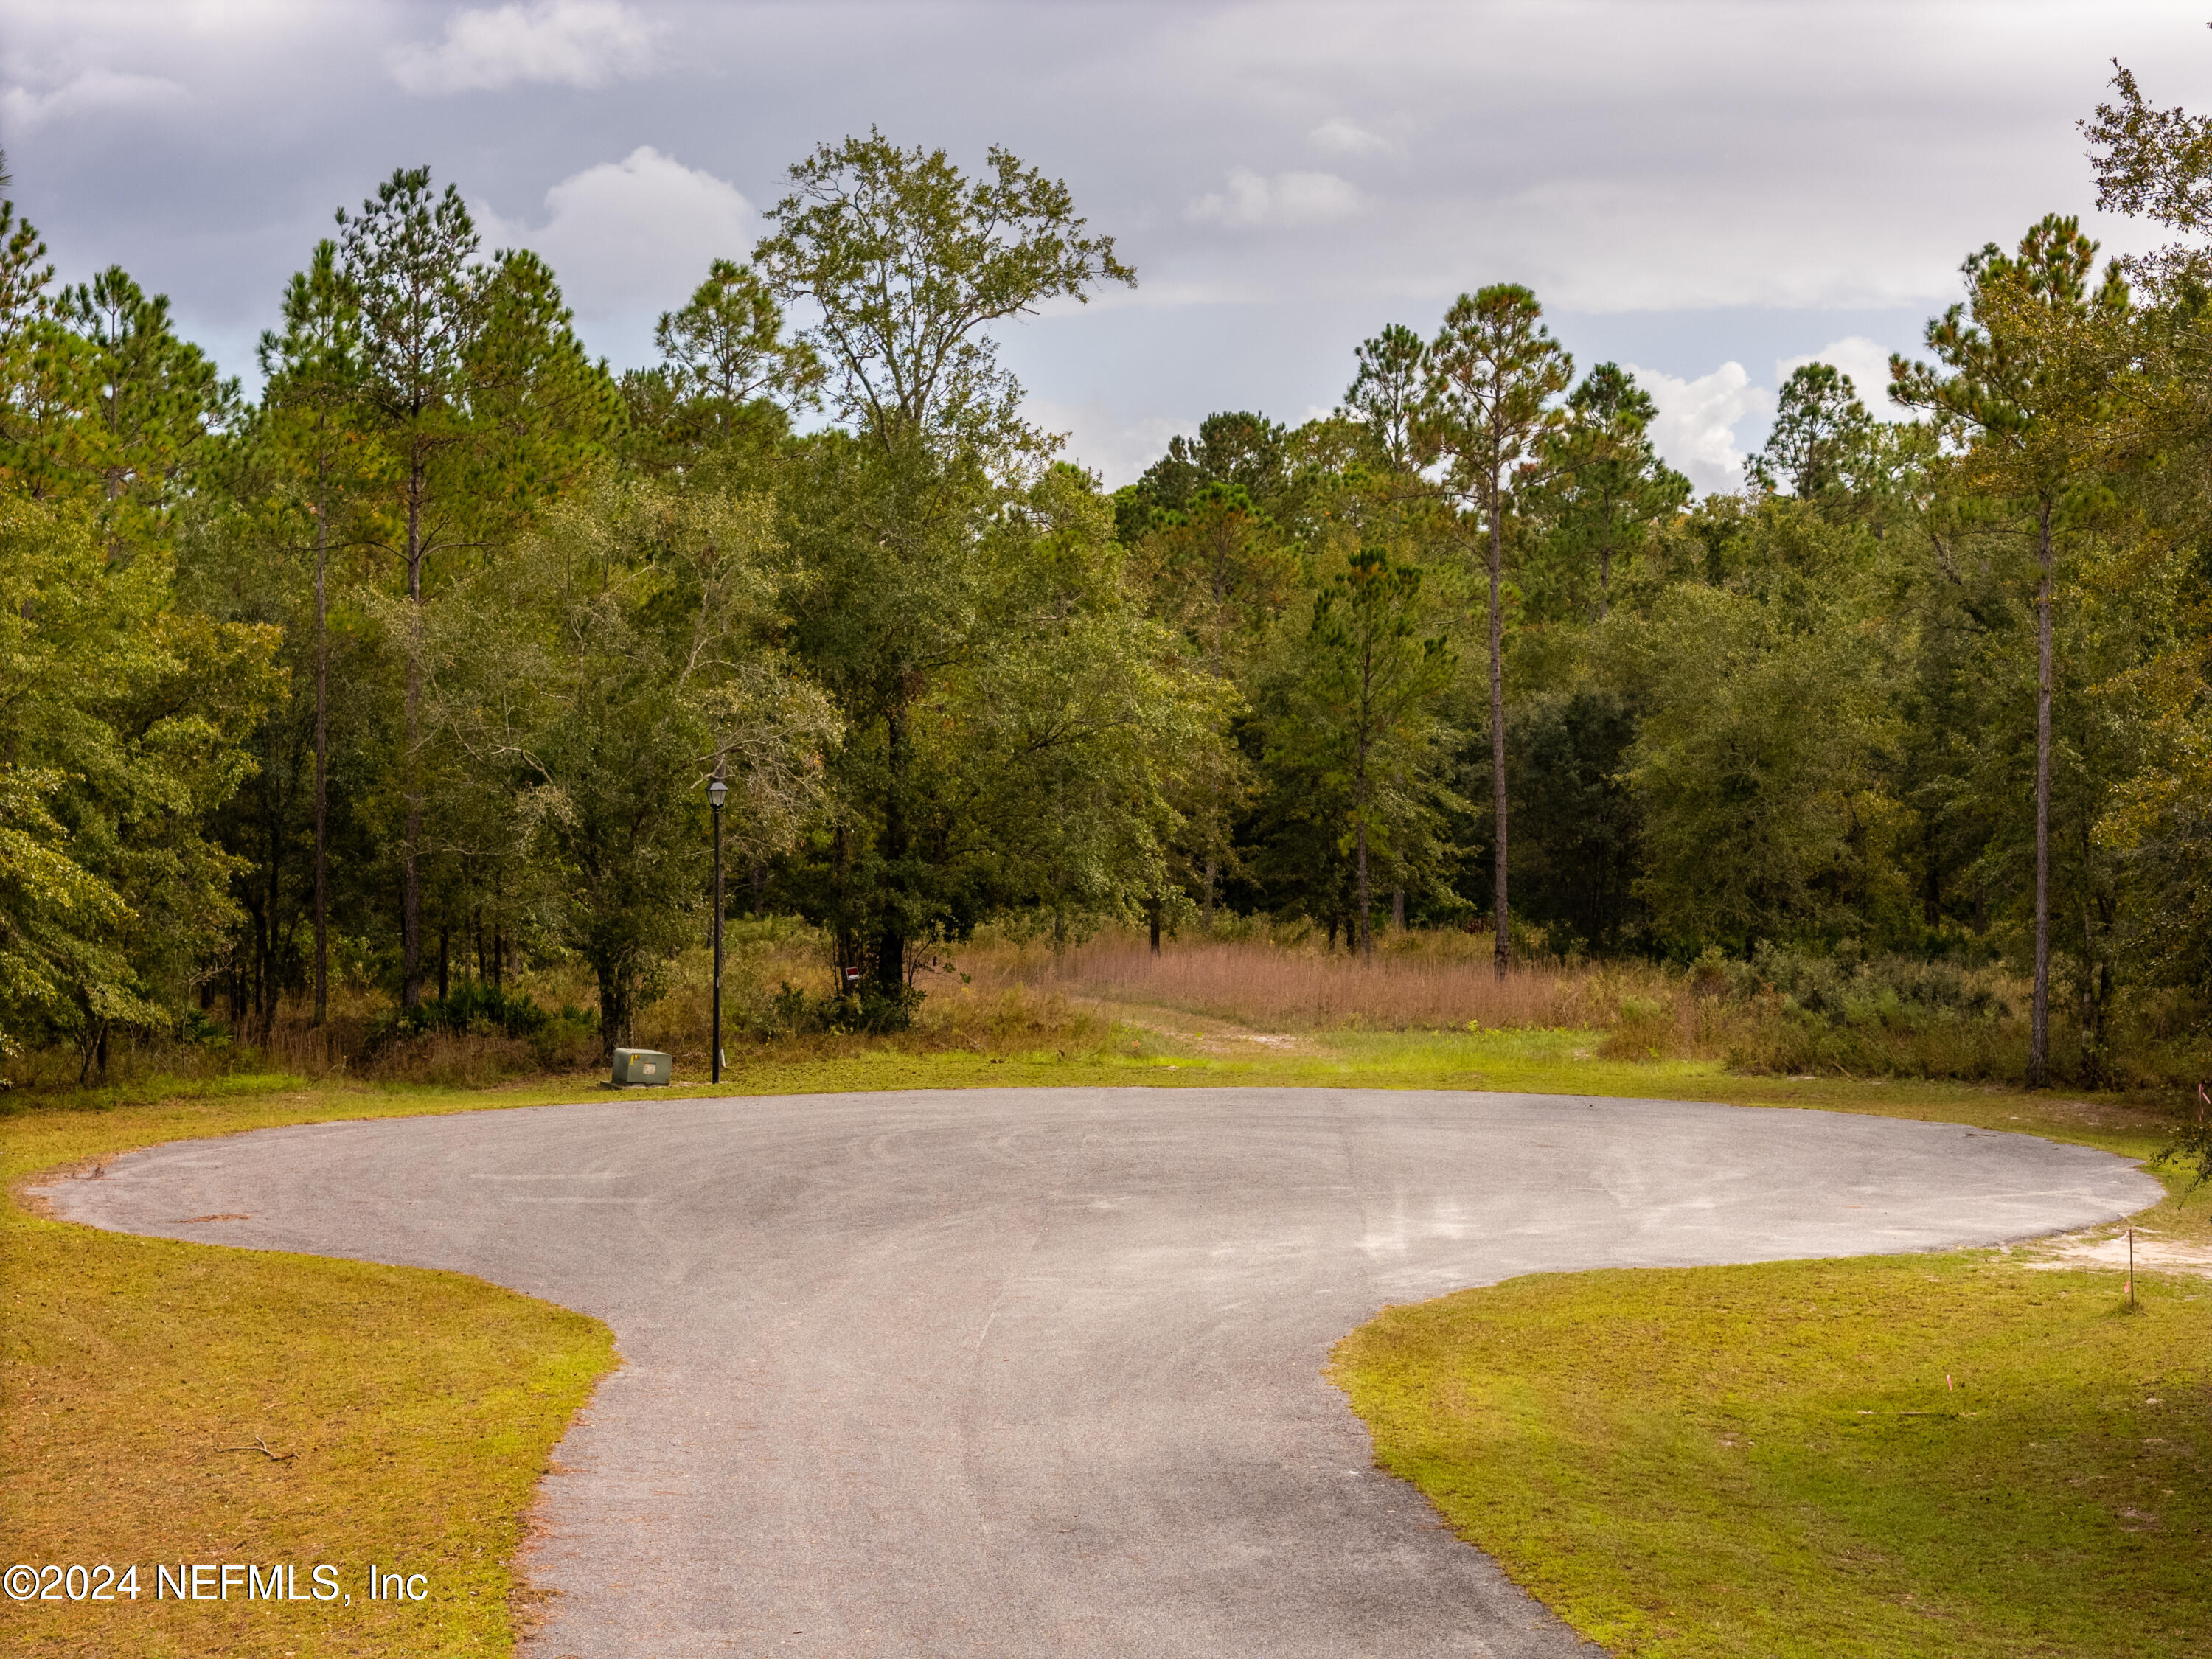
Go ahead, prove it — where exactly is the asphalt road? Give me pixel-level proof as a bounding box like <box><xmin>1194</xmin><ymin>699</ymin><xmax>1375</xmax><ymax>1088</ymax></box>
<box><xmin>48</xmin><ymin>1087</ymin><xmax>2160</xmax><ymax>1659</ymax></box>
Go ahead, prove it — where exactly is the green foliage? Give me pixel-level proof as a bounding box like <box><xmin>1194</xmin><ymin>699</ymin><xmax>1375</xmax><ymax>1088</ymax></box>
<box><xmin>0</xmin><ymin>243</ymin><xmax>237</xmax><ymax>563</ymax></box>
<box><xmin>1745</xmin><ymin>361</ymin><xmax>1873</xmax><ymax>497</ymax></box>
<box><xmin>18</xmin><ymin>83</ymin><xmax>2212</xmax><ymax>1099</ymax></box>
<box><xmin>762</xmin><ymin>977</ymin><xmax>922</xmax><ymax>1037</ymax></box>
<box><xmin>2084</xmin><ymin>63</ymin><xmax>2212</xmax><ymax>286</ymax></box>
<box><xmin>2158</xmin><ymin>1084</ymin><xmax>2212</xmax><ymax>1190</ymax></box>
<box><xmin>1613</xmin><ymin>577</ymin><xmax>1907</xmax><ymax>951</ymax></box>
<box><xmin>1421</xmin><ymin>284</ymin><xmax>1574</xmax><ymax>968</ymax></box>
<box><xmin>1130</xmin><ymin>411</ymin><xmax>1293</xmax><ymax>516</ymax></box>
<box><xmin>428</xmin><ymin>476</ymin><xmax>835</xmax><ymax>1056</ymax></box>
<box><xmin>1526</xmin><ymin>361</ymin><xmax>1688</xmax><ymax>619</ymax></box>
<box><xmin>378</xmin><ymin>981</ymin><xmax>563</xmax><ymax>1040</ymax></box>
<box><xmin>1344</xmin><ymin>324</ymin><xmax>1427</xmax><ymax>472</ymax></box>
<box><xmin>1712</xmin><ymin>942</ymin><xmax>2034</xmax><ymax>1079</ymax></box>
<box><xmin>1260</xmin><ymin>547</ymin><xmax>1458</xmax><ymax>952</ymax></box>
<box><xmin>337</xmin><ymin>167</ymin><xmax>484</xmax><ymax>437</ymax></box>
<box><xmin>0</xmin><ymin>497</ymin><xmax>277</xmax><ymax>1072</ymax></box>
<box><xmin>654</xmin><ymin>257</ymin><xmax>821</xmax><ymax>413</ymax></box>
<box><xmin>618</xmin><ymin>258</ymin><xmax>814</xmax><ymax>476</ymax></box>
<box><xmin>757</xmin><ymin>135</ymin><xmax>1191</xmax><ymax>993</ymax></box>
<box><xmin>756</xmin><ymin>128</ymin><xmax>1133</xmax><ymax>452</ymax></box>
<box><xmin>1419</xmin><ymin>284</ymin><xmax>1574</xmax><ymax>520</ymax></box>
<box><xmin>1505</xmin><ymin>689</ymin><xmax>1643</xmax><ymax>950</ymax></box>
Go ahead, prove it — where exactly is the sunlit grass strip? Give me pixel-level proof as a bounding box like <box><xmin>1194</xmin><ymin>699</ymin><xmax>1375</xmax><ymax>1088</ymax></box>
<box><xmin>0</xmin><ymin>1077</ymin><xmax>628</xmax><ymax>1657</ymax></box>
<box><xmin>1</xmin><ymin>1219</ymin><xmax>612</xmax><ymax>1656</ymax></box>
<box><xmin>1333</xmin><ymin>1214</ymin><xmax>2212</xmax><ymax>1658</ymax></box>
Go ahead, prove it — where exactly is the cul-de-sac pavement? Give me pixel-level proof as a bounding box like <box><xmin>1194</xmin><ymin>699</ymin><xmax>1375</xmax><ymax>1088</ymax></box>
<box><xmin>49</xmin><ymin>1088</ymin><xmax>2157</xmax><ymax>1658</ymax></box>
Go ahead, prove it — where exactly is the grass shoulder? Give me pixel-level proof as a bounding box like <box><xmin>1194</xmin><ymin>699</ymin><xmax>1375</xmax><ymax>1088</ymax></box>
<box><xmin>1332</xmin><ymin>1173</ymin><xmax>2210</xmax><ymax>1658</ymax></box>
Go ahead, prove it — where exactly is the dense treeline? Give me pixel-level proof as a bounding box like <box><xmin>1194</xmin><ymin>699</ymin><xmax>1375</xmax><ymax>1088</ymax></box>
<box><xmin>7</xmin><ymin>65</ymin><xmax>2212</xmax><ymax>1087</ymax></box>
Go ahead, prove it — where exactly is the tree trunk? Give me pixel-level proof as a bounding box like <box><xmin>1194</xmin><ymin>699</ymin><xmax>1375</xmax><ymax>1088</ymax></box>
<box><xmin>1392</xmin><ymin>886</ymin><xmax>1405</xmax><ymax>932</ymax></box>
<box><xmin>2028</xmin><ymin>498</ymin><xmax>2053</xmax><ymax>1088</ymax></box>
<box><xmin>261</xmin><ymin>807</ymin><xmax>282</xmax><ymax>1042</ymax></box>
<box><xmin>1203</xmin><ymin>855</ymin><xmax>1217</xmax><ymax>931</ymax></box>
<box><xmin>1921</xmin><ymin>820</ymin><xmax>1941</xmax><ymax>928</ymax></box>
<box><xmin>1355</xmin><ymin>816</ymin><xmax>1371</xmax><ymax>960</ymax></box>
<box><xmin>1489</xmin><ymin>495</ymin><xmax>1510</xmax><ymax>981</ymax></box>
<box><xmin>2079</xmin><ymin>894</ymin><xmax>2103</xmax><ymax>1091</ymax></box>
<box><xmin>401</xmin><ymin>462</ymin><xmax>425</xmax><ymax>1010</ymax></box>
<box><xmin>242</xmin><ymin>894</ymin><xmax>265</xmax><ymax>1032</ymax></box>
<box><xmin>1357</xmin><ymin>638</ymin><xmax>1373</xmax><ymax>961</ymax></box>
<box><xmin>597</xmin><ymin>964</ymin><xmax>625</xmax><ymax>1062</ymax></box>
<box><xmin>712</xmin><ymin>801</ymin><xmax>724</xmax><ymax>1085</ymax></box>
<box><xmin>874</xmin><ymin>701</ymin><xmax>908</xmax><ymax>995</ymax></box>
<box><xmin>1147</xmin><ymin>893</ymin><xmax>1162</xmax><ymax>956</ymax></box>
<box><xmin>313</xmin><ymin>493</ymin><xmax>329</xmax><ymax>1028</ymax></box>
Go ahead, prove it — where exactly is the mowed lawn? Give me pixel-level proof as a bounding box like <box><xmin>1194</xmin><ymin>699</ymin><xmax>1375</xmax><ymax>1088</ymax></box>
<box><xmin>1334</xmin><ymin>1220</ymin><xmax>2212</xmax><ymax>1658</ymax></box>
<box><xmin>1</xmin><ymin>1078</ymin><xmax>618</xmax><ymax>1658</ymax></box>
<box><xmin>0</xmin><ymin>1043</ymin><xmax>2192</xmax><ymax>1655</ymax></box>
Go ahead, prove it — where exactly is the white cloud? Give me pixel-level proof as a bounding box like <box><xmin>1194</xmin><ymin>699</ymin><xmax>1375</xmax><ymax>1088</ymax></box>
<box><xmin>476</xmin><ymin>146</ymin><xmax>751</xmax><ymax>318</ymax></box>
<box><xmin>389</xmin><ymin>1</ymin><xmax>657</xmax><ymax>94</ymax></box>
<box><xmin>1307</xmin><ymin>116</ymin><xmax>1397</xmax><ymax>160</ymax></box>
<box><xmin>1624</xmin><ymin>361</ymin><xmax>1773</xmax><ymax>497</ymax></box>
<box><xmin>0</xmin><ymin>68</ymin><xmax>185</xmax><ymax>131</ymax></box>
<box><xmin>1023</xmin><ymin>395</ymin><xmax>1192</xmax><ymax>489</ymax></box>
<box><xmin>1778</xmin><ymin>335</ymin><xmax>1905</xmax><ymax>415</ymax></box>
<box><xmin>1186</xmin><ymin>167</ymin><xmax>1361</xmax><ymax>230</ymax></box>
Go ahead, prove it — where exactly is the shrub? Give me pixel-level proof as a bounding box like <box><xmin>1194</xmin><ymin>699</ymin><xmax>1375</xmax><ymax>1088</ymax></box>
<box><xmin>757</xmin><ymin>980</ymin><xmax>921</xmax><ymax>1037</ymax></box>
<box><xmin>364</xmin><ymin>984</ymin><xmax>599</xmax><ymax>1071</ymax></box>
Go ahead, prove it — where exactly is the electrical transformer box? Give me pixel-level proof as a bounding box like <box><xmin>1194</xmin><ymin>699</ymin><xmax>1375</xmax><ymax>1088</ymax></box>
<box><xmin>611</xmin><ymin>1048</ymin><xmax>672</xmax><ymax>1087</ymax></box>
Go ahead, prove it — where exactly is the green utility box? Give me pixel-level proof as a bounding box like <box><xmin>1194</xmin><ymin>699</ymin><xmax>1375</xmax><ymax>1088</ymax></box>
<box><xmin>611</xmin><ymin>1048</ymin><xmax>672</xmax><ymax>1087</ymax></box>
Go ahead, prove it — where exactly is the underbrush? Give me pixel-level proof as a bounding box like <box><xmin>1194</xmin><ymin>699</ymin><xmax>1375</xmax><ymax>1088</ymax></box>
<box><xmin>1709</xmin><ymin>943</ymin><xmax>2201</xmax><ymax>1089</ymax></box>
<box><xmin>7</xmin><ymin>920</ymin><xmax>2199</xmax><ymax>1099</ymax></box>
<box><xmin>956</xmin><ymin>928</ymin><xmax>2203</xmax><ymax>1093</ymax></box>
<box><xmin>630</xmin><ymin>924</ymin><xmax>1111</xmax><ymax>1065</ymax></box>
<box><xmin>0</xmin><ymin>975</ymin><xmax>605</xmax><ymax>1099</ymax></box>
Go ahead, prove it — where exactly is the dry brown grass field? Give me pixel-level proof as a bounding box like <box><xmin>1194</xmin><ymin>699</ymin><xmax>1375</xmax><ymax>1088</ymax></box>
<box><xmin>932</xmin><ymin>927</ymin><xmax>2190</xmax><ymax>1093</ymax></box>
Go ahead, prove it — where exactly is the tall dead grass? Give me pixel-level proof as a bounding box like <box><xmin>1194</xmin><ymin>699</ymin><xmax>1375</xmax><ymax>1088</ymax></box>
<box><xmin>950</xmin><ymin>928</ymin><xmax>2197</xmax><ymax>1091</ymax></box>
<box><xmin>956</xmin><ymin>929</ymin><xmax>1680</xmax><ymax>1037</ymax></box>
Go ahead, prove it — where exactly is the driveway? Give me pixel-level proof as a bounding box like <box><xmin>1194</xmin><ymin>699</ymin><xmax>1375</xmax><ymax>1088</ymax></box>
<box><xmin>46</xmin><ymin>1087</ymin><xmax>2160</xmax><ymax>1658</ymax></box>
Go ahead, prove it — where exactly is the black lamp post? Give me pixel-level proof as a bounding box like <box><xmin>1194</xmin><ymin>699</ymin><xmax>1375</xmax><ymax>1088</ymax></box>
<box><xmin>708</xmin><ymin>770</ymin><xmax>728</xmax><ymax>1085</ymax></box>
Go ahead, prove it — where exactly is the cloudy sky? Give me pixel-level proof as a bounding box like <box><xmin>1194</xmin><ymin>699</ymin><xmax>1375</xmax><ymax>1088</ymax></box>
<box><xmin>7</xmin><ymin>1</ymin><xmax>2210</xmax><ymax>489</ymax></box>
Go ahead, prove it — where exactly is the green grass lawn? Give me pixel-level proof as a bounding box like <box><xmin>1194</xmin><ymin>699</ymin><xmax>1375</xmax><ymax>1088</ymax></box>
<box><xmin>0</xmin><ymin>1037</ymin><xmax>2191</xmax><ymax>1655</ymax></box>
<box><xmin>1333</xmin><ymin>1184</ymin><xmax>2212</xmax><ymax>1658</ymax></box>
<box><xmin>1</xmin><ymin>1074</ymin><xmax>621</xmax><ymax>1658</ymax></box>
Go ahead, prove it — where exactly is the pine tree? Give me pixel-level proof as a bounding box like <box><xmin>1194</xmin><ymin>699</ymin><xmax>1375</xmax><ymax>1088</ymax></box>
<box><xmin>336</xmin><ymin>167</ymin><xmax>485</xmax><ymax>1009</ymax></box>
<box><xmin>1891</xmin><ymin>215</ymin><xmax>2131</xmax><ymax>1085</ymax></box>
<box><xmin>1419</xmin><ymin>286</ymin><xmax>1572</xmax><ymax>977</ymax></box>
